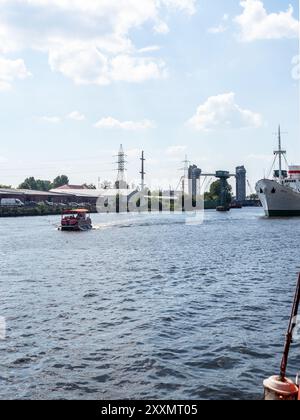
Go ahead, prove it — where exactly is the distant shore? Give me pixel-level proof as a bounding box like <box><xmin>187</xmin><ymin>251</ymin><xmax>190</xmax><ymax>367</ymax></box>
<box><xmin>0</xmin><ymin>201</ymin><xmax>261</xmax><ymax>218</ymax></box>
<box><xmin>0</xmin><ymin>203</ymin><xmax>232</xmax><ymax>218</ymax></box>
<box><xmin>0</xmin><ymin>206</ymin><xmax>97</xmax><ymax>218</ymax></box>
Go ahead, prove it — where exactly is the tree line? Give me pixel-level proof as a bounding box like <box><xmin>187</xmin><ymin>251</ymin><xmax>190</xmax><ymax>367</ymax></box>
<box><xmin>1</xmin><ymin>177</ymin><xmax>233</xmax><ymax>203</ymax></box>
<box><xmin>18</xmin><ymin>175</ymin><xmax>70</xmax><ymax>191</ymax></box>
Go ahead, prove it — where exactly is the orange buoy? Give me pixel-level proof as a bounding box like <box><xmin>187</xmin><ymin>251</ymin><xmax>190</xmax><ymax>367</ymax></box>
<box><xmin>264</xmin><ymin>376</ymin><xmax>299</xmax><ymax>401</ymax></box>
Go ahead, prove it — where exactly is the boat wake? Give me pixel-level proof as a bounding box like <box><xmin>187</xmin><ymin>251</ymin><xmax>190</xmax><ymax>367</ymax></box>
<box><xmin>92</xmin><ymin>216</ymin><xmax>188</xmax><ymax>231</ymax></box>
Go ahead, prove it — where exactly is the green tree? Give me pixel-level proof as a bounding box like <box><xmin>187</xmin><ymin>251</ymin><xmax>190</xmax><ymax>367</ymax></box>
<box><xmin>36</xmin><ymin>180</ymin><xmax>52</xmax><ymax>191</ymax></box>
<box><xmin>207</xmin><ymin>180</ymin><xmax>221</xmax><ymax>200</ymax></box>
<box><xmin>52</xmin><ymin>175</ymin><xmax>69</xmax><ymax>189</ymax></box>
<box><xmin>19</xmin><ymin>177</ymin><xmax>37</xmax><ymax>190</ymax></box>
<box><xmin>19</xmin><ymin>177</ymin><xmax>51</xmax><ymax>191</ymax></box>
<box><xmin>205</xmin><ymin>180</ymin><xmax>232</xmax><ymax>205</ymax></box>
<box><xmin>0</xmin><ymin>184</ymin><xmax>11</xmax><ymax>189</ymax></box>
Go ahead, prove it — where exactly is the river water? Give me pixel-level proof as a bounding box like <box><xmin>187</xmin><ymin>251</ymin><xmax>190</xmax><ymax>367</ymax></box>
<box><xmin>0</xmin><ymin>208</ymin><xmax>299</xmax><ymax>400</ymax></box>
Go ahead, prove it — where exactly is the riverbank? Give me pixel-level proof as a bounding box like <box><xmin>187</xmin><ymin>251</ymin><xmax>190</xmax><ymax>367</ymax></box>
<box><xmin>0</xmin><ymin>199</ymin><xmax>261</xmax><ymax>217</ymax></box>
<box><xmin>0</xmin><ymin>205</ymin><xmax>97</xmax><ymax>218</ymax></box>
<box><xmin>1</xmin><ymin>204</ymin><xmax>215</xmax><ymax>217</ymax></box>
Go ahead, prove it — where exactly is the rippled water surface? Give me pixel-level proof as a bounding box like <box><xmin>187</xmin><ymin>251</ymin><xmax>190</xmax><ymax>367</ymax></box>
<box><xmin>0</xmin><ymin>208</ymin><xmax>300</xmax><ymax>400</ymax></box>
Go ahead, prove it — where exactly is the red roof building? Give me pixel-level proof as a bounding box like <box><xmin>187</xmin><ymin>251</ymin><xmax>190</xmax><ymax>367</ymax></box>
<box><xmin>55</xmin><ymin>184</ymin><xmax>88</xmax><ymax>190</ymax></box>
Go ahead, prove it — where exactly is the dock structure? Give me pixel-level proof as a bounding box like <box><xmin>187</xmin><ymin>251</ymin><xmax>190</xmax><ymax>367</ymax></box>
<box><xmin>185</xmin><ymin>166</ymin><xmax>236</xmax><ymax>210</ymax></box>
<box><xmin>182</xmin><ymin>161</ymin><xmax>251</xmax><ymax>209</ymax></box>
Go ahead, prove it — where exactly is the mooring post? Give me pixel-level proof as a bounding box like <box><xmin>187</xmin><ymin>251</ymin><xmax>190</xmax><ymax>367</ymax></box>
<box><xmin>263</xmin><ymin>273</ymin><xmax>300</xmax><ymax>400</ymax></box>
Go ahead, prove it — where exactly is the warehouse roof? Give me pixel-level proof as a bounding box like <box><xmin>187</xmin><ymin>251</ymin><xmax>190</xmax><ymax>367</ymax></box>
<box><xmin>0</xmin><ymin>187</ymin><xmax>138</xmax><ymax>199</ymax></box>
<box><xmin>50</xmin><ymin>187</ymin><xmax>138</xmax><ymax>198</ymax></box>
<box><xmin>55</xmin><ymin>184</ymin><xmax>88</xmax><ymax>190</ymax></box>
<box><xmin>0</xmin><ymin>188</ymin><xmax>68</xmax><ymax>196</ymax></box>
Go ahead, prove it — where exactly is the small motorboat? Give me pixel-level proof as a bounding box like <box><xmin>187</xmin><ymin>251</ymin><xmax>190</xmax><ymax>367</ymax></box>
<box><xmin>230</xmin><ymin>201</ymin><xmax>242</xmax><ymax>209</ymax></box>
<box><xmin>216</xmin><ymin>205</ymin><xmax>230</xmax><ymax>212</ymax></box>
<box><xmin>60</xmin><ymin>209</ymin><xmax>92</xmax><ymax>231</ymax></box>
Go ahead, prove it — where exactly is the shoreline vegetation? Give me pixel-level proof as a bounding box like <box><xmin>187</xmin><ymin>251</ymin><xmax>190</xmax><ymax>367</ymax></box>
<box><xmin>0</xmin><ymin>201</ymin><xmax>220</xmax><ymax>218</ymax></box>
<box><xmin>0</xmin><ymin>204</ymin><xmax>96</xmax><ymax>218</ymax></box>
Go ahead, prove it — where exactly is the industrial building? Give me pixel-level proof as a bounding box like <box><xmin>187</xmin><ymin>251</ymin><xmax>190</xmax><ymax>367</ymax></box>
<box><xmin>186</xmin><ymin>163</ymin><xmax>248</xmax><ymax>207</ymax></box>
<box><xmin>0</xmin><ymin>186</ymin><xmax>137</xmax><ymax>207</ymax></box>
<box><xmin>236</xmin><ymin>166</ymin><xmax>247</xmax><ymax>203</ymax></box>
<box><xmin>188</xmin><ymin>165</ymin><xmax>202</xmax><ymax>197</ymax></box>
<box><xmin>0</xmin><ymin>188</ymin><xmax>71</xmax><ymax>204</ymax></box>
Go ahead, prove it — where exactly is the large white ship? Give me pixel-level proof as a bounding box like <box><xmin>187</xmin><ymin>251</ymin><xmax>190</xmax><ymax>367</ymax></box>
<box><xmin>256</xmin><ymin>127</ymin><xmax>300</xmax><ymax>217</ymax></box>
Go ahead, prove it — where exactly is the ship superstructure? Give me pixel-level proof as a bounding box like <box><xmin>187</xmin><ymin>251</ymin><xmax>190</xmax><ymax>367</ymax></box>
<box><xmin>256</xmin><ymin>127</ymin><xmax>300</xmax><ymax>217</ymax></box>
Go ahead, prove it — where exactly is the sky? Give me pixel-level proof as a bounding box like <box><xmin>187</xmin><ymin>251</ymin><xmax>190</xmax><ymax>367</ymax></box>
<box><xmin>0</xmin><ymin>0</ymin><xmax>299</xmax><ymax>191</ymax></box>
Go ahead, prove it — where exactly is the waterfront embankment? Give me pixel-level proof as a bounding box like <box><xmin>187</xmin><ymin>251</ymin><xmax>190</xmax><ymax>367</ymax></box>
<box><xmin>0</xmin><ymin>205</ymin><xmax>97</xmax><ymax>218</ymax></box>
<box><xmin>0</xmin><ymin>200</ymin><xmax>221</xmax><ymax>218</ymax></box>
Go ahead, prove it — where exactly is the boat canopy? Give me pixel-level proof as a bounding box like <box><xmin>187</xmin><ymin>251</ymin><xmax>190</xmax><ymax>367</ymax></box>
<box><xmin>62</xmin><ymin>209</ymin><xmax>89</xmax><ymax>215</ymax></box>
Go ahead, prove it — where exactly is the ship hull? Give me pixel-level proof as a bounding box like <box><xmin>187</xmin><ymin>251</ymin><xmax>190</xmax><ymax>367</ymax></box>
<box><xmin>61</xmin><ymin>225</ymin><xmax>92</xmax><ymax>231</ymax></box>
<box><xmin>256</xmin><ymin>179</ymin><xmax>300</xmax><ymax>217</ymax></box>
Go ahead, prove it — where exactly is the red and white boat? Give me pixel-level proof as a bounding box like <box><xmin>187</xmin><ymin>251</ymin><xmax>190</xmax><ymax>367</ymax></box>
<box><xmin>60</xmin><ymin>209</ymin><xmax>92</xmax><ymax>231</ymax></box>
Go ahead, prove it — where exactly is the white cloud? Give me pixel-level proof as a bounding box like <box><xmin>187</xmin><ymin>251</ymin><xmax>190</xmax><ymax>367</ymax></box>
<box><xmin>187</xmin><ymin>92</ymin><xmax>263</xmax><ymax>131</ymax></box>
<box><xmin>94</xmin><ymin>117</ymin><xmax>156</xmax><ymax>131</ymax></box>
<box><xmin>161</xmin><ymin>0</ymin><xmax>196</xmax><ymax>15</ymax></box>
<box><xmin>208</xmin><ymin>24</ymin><xmax>227</xmax><ymax>34</ymax></box>
<box><xmin>48</xmin><ymin>41</ymin><xmax>112</xmax><ymax>86</ymax></box>
<box><xmin>110</xmin><ymin>55</ymin><xmax>167</xmax><ymax>83</ymax></box>
<box><xmin>154</xmin><ymin>21</ymin><xmax>170</xmax><ymax>34</ymax></box>
<box><xmin>0</xmin><ymin>22</ymin><xmax>22</xmax><ymax>53</ymax></box>
<box><xmin>235</xmin><ymin>0</ymin><xmax>300</xmax><ymax>42</ymax></box>
<box><xmin>48</xmin><ymin>43</ymin><xmax>168</xmax><ymax>86</ymax></box>
<box><xmin>138</xmin><ymin>46</ymin><xmax>161</xmax><ymax>54</ymax></box>
<box><xmin>208</xmin><ymin>14</ymin><xmax>229</xmax><ymax>34</ymax></box>
<box><xmin>0</xmin><ymin>56</ymin><xmax>31</xmax><ymax>90</ymax></box>
<box><xmin>166</xmin><ymin>145</ymin><xmax>187</xmax><ymax>155</ymax></box>
<box><xmin>40</xmin><ymin>111</ymin><xmax>86</xmax><ymax>123</ymax></box>
<box><xmin>3</xmin><ymin>0</ymin><xmax>196</xmax><ymax>27</ymax></box>
<box><xmin>66</xmin><ymin>111</ymin><xmax>86</xmax><ymax>121</ymax></box>
<box><xmin>0</xmin><ymin>0</ymin><xmax>196</xmax><ymax>86</ymax></box>
<box><xmin>40</xmin><ymin>116</ymin><xmax>62</xmax><ymax>124</ymax></box>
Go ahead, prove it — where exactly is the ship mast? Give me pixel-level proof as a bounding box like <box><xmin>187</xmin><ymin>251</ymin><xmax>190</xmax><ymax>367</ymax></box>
<box><xmin>278</xmin><ymin>126</ymin><xmax>283</xmax><ymax>180</ymax></box>
<box><xmin>140</xmin><ymin>151</ymin><xmax>146</xmax><ymax>190</ymax></box>
<box><xmin>274</xmin><ymin>125</ymin><xmax>286</xmax><ymax>183</ymax></box>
